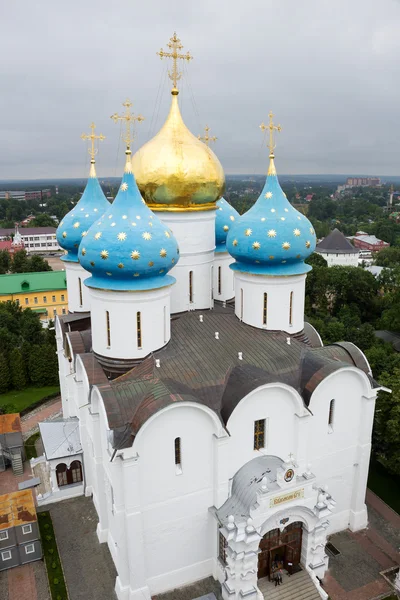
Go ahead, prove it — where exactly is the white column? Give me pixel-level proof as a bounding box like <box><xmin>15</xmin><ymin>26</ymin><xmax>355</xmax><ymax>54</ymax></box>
<box><xmin>64</xmin><ymin>261</ymin><xmax>91</xmax><ymax>313</ymax></box>
<box><xmin>156</xmin><ymin>210</ymin><xmax>216</xmax><ymax>313</ymax></box>
<box><xmin>213</xmin><ymin>252</ymin><xmax>235</xmax><ymax>302</ymax></box>
<box><xmin>234</xmin><ymin>271</ymin><xmax>307</xmax><ymax>334</ymax></box>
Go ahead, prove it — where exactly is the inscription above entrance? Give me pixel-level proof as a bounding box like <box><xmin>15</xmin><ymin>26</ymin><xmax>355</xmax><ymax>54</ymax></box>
<box><xmin>270</xmin><ymin>488</ymin><xmax>304</xmax><ymax>508</ymax></box>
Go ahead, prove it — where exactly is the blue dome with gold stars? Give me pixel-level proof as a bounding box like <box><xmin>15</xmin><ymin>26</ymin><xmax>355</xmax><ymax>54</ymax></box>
<box><xmin>78</xmin><ymin>153</ymin><xmax>179</xmax><ymax>291</ymax></box>
<box><xmin>226</xmin><ymin>156</ymin><xmax>316</xmax><ymax>275</ymax></box>
<box><xmin>215</xmin><ymin>198</ymin><xmax>240</xmax><ymax>253</ymax></box>
<box><xmin>56</xmin><ymin>162</ymin><xmax>109</xmax><ymax>263</ymax></box>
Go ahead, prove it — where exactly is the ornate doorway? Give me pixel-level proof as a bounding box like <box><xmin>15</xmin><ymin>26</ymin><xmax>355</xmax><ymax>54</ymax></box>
<box><xmin>257</xmin><ymin>521</ymin><xmax>303</xmax><ymax>580</ymax></box>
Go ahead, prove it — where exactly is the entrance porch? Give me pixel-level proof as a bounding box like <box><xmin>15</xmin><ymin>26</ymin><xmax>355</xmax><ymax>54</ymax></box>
<box><xmin>258</xmin><ymin>569</ymin><xmax>321</xmax><ymax>600</ymax></box>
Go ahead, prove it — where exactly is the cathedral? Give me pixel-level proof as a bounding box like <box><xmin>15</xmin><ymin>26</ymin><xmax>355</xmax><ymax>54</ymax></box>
<box><xmin>52</xmin><ymin>33</ymin><xmax>382</xmax><ymax>600</ymax></box>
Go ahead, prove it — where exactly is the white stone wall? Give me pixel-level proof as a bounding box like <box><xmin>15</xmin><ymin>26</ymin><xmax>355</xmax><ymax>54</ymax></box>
<box><xmin>64</xmin><ymin>261</ymin><xmax>92</xmax><ymax>312</ymax></box>
<box><xmin>213</xmin><ymin>252</ymin><xmax>235</xmax><ymax>302</ymax></box>
<box><xmin>316</xmin><ymin>251</ymin><xmax>359</xmax><ymax>267</ymax></box>
<box><xmin>233</xmin><ymin>271</ymin><xmax>307</xmax><ymax>333</ymax></box>
<box><xmin>156</xmin><ymin>210</ymin><xmax>216</xmax><ymax>313</ymax></box>
<box><xmin>89</xmin><ymin>286</ymin><xmax>172</xmax><ymax>360</ymax></box>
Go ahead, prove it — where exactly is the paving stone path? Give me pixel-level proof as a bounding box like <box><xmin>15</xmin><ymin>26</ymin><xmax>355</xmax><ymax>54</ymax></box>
<box><xmin>21</xmin><ymin>397</ymin><xmax>62</xmax><ymax>440</ymax></box>
<box><xmin>0</xmin><ymin>562</ymin><xmax>50</xmax><ymax>600</ymax></box>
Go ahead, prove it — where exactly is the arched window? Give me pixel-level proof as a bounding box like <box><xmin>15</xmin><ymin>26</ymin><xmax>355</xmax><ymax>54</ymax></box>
<box><xmin>174</xmin><ymin>437</ymin><xmax>181</xmax><ymax>467</ymax></box>
<box><xmin>78</xmin><ymin>277</ymin><xmax>83</xmax><ymax>307</ymax></box>
<box><xmin>328</xmin><ymin>399</ymin><xmax>335</xmax><ymax>431</ymax></box>
<box><xmin>106</xmin><ymin>311</ymin><xmax>111</xmax><ymax>348</ymax></box>
<box><xmin>289</xmin><ymin>291</ymin><xmax>294</xmax><ymax>326</ymax></box>
<box><xmin>189</xmin><ymin>271</ymin><xmax>193</xmax><ymax>303</ymax></box>
<box><xmin>137</xmin><ymin>312</ymin><xmax>142</xmax><ymax>349</ymax></box>
<box><xmin>218</xmin><ymin>266</ymin><xmax>222</xmax><ymax>295</ymax></box>
<box><xmin>56</xmin><ymin>463</ymin><xmax>68</xmax><ymax>487</ymax></box>
<box><xmin>70</xmin><ymin>460</ymin><xmax>83</xmax><ymax>483</ymax></box>
<box><xmin>263</xmin><ymin>293</ymin><xmax>268</xmax><ymax>325</ymax></box>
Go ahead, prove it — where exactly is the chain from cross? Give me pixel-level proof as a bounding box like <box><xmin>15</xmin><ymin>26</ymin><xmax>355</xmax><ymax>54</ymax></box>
<box><xmin>110</xmin><ymin>100</ymin><xmax>144</xmax><ymax>150</ymax></box>
<box><xmin>81</xmin><ymin>123</ymin><xmax>105</xmax><ymax>162</ymax></box>
<box><xmin>157</xmin><ymin>32</ymin><xmax>193</xmax><ymax>90</ymax></box>
<box><xmin>198</xmin><ymin>125</ymin><xmax>217</xmax><ymax>147</ymax></box>
<box><xmin>259</xmin><ymin>111</ymin><xmax>282</xmax><ymax>156</ymax></box>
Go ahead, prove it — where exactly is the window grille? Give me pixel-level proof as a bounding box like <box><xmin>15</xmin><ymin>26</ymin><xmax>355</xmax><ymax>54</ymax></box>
<box><xmin>218</xmin><ymin>266</ymin><xmax>222</xmax><ymax>295</ymax></box>
<box><xmin>78</xmin><ymin>278</ymin><xmax>83</xmax><ymax>307</ymax></box>
<box><xmin>254</xmin><ymin>419</ymin><xmax>265</xmax><ymax>450</ymax></box>
<box><xmin>106</xmin><ymin>311</ymin><xmax>111</xmax><ymax>348</ymax></box>
<box><xmin>189</xmin><ymin>271</ymin><xmax>193</xmax><ymax>303</ymax></box>
<box><xmin>137</xmin><ymin>312</ymin><xmax>142</xmax><ymax>348</ymax></box>
<box><xmin>289</xmin><ymin>291</ymin><xmax>293</xmax><ymax>325</ymax></box>
<box><xmin>218</xmin><ymin>531</ymin><xmax>227</xmax><ymax>565</ymax></box>
<box><xmin>328</xmin><ymin>399</ymin><xmax>335</xmax><ymax>429</ymax></box>
<box><xmin>263</xmin><ymin>293</ymin><xmax>268</xmax><ymax>325</ymax></box>
<box><xmin>174</xmin><ymin>437</ymin><xmax>181</xmax><ymax>466</ymax></box>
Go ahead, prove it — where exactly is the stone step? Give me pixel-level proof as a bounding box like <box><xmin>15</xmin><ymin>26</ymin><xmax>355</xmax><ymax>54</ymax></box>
<box><xmin>11</xmin><ymin>454</ymin><xmax>24</xmax><ymax>476</ymax></box>
<box><xmin>258</xmin><ymin>571</ymin><xmax>321</xmax><ymax>600</ymax></box>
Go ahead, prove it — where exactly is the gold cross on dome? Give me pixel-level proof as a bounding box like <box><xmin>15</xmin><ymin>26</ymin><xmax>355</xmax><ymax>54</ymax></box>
<box><xmin>81</xmin><ymin>123</ymin><xmax>105</xmax><ymax>162</ymax></box>
<box><xmin>157</xmin><ymin>32</ymin><xmax>193</xmax><ymax>91</ymax></box>
<box><xmin>260</xmin><ymin>111</ymin><xmax>282</xmax><ymax>156</ymax></box>
<box><xmin>198</xmin><ymin>125</ymin><xmax>217</xmax><ymax>147</ymax></box>
<box><xmin>110</xmin><ymin>100</ymin><xmax>144</xmax><ymax>151</ymax></box>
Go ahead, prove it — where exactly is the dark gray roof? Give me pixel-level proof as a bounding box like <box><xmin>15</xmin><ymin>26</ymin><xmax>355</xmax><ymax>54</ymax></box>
<box><xmin>0</xmin><ymin>227</ymin><xmax>56</xmax><ymax>236</ymax></box>
<box><xmin>316</xmin><ymin>228</ymin><xmax>359</xmax><ymax>254</ymax></box>
<box><xmin>375</xmin><ymin>330</ymin><xmax>400</xmax><ymax>352</ymax></box>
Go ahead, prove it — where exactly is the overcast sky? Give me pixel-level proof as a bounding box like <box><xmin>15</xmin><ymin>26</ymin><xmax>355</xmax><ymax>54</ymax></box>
<box><xmin>1</xmin><ymin>0</ymin><xmax>400</xmax><ymax>179</ymax></box>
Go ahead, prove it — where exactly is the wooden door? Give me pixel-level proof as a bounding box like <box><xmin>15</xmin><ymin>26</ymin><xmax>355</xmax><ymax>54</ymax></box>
<box><xmin>257</xmin><ymin>536</ymin><xmax>269</xmax><ymax>579</ymax></box>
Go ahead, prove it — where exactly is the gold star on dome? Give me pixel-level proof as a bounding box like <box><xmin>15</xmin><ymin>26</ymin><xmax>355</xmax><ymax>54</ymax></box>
<box><xmin>94</xmin><ymin>208</ymin><xmax>98</xmax><ymax>212</ymax></box>
<box><xmin>81</xmin><ymin>248</ymin><xmax>86</xmax><ymax>256</ymax></box>
<box><xmin>122</xmin><ymin>215</ymin><xmax>127</xmax><ymax>219</ymax></box>
<box><xmin>269</xmin><ymin>255</ymin><xmax>274</xmax><ymax>260</ymax></box>
<box><xmin>59</xmin><ymin>221</ymin><xmax>64</xmax><ymax>227</ymax></box>
<box><xmin>265</xmin><ymin>192</ymin><xmax>273</xmax><ymax>199</ymax></box>
<box><xmin>232</xmin><ymin>239</ymin><xmax>238</xmax><ymax>246</ymax></box>
<box><xmin>305</xmin><ymin>240</ymin><xmax>311</xmax><ymax>248</ymax></box>
<box><xmin>117</xmin><ymin>232</ymin><xmax>127</xmax><ymax>241</ymax></box>
<box><xmin>230</xmin><ymin>215</ymin><xmax>235</xmax><ymax>221</ymax></box>
<box><xmin>253</xmin><ymin>241</ymin><xmax>261</xmax><ymax>250</ymax></box>
<box><xmin>293</xmin><ymin>229</ymin><xmax>301</xmax><ymax>236</ymax></box>
<box><xmin>219</xmin><ymin>207</ymin><xmax>223</xmax><ymax>211</ymax></box>
<box><xmin>271</xmin><ymin>208</ymin><xmax>276</xmax><ymax>213</ymax></box>
<box><xmin>120</xmin><ymin>182</ymin><xmax>128</xmax><ymax>191</ymax></box>
<box><xmin>85</xmin><ymin>214</ymin><xmax>89</xmax><ymax>217</ymax></box>
<box><xmin>268</xmin><ymin>229</ymin><xmax>277</xmax><ymax>238</ymax></box>
<box><xmin>223</xmin><ymin>225</ymin><xmax>229</xmax><ymax>231</ymax></box>
<box><xmin>133</xmin><ymin>272</ymin><xmax>140</xmax><ymax>277</ymax></box>
<box><xmin>148</xmin><ymin>261</ymin><xmax>154</xmax><ymax>267</ymax></box>
<box><xmin>282</xmin><ymin>242</ymin><xmax>291</xmax><ymax>250</ymax></box>
<box><xmin>281</xmin><ymin>217</ymin><xmax>285</xmax><ymax>221</ymax></box>
<box><xmin>310</xmin><ymin>227</ymin><xmax>315</xmax><ymax>235</ymax></box>
<box><xmin>131</xmin><ymin>250</ymin><xmax>140</xmax><ymax>260</ymax></box>
<box><xmin>111</xmin><ymin>223</ymin><xmax>116</xmax><ymax>227</ymax></box>
<box><xmin>159</xmin><ymin>269</ymin><xmax>164</xmax><ymax>274</ymax></box>
<box><xmin>296</xmin><ymin>254</ymin><xmax>301</xmax><ymax>259</ymax></box>
<box><xmin>81</xmin><ymin>231</ymin><xmax>87</xmax><ymax>237</ymax></box>
<box><xmin>94</xmin><ymin>232</ymin><xmax>102</xmax><ymax>240</ymax></box>
<box><xmin>165</xmin><ymin>231</ymin><xmax>170</xmax><ymax>238</ymax></box>
<box><xmin>118</xmin><ymin>262</ymin><xmax>124</xmax><ymax>269</ymax></box>
<box><xmin>73</xmin><ymin>222</ymin><xmax>80</xmax><ymax>228</ymax></box>
<box><xmin>160</xmin><ymin>248</ymin><xmax>167</xmax><ymax>257</ymax></box>
<box><xmin>171</xmin><ymin>258</ymin><xmax>175</xmax><ymax>263</ymax></box>
<box><xmin>100</xmin><ymin>250</ymin><xmax>109</xmax><ymax>259</ymax></box>
<box><xmin>148</xmin><ymin>222</ymin><xmax>153</xmax><ymax>227</ymax></box>
<box><xmin>62</xmin><ymin>232</ymin><xmax>67</xmax><ymax>238</ymax></box>
<box><xmin>261</xmin><ymin>218</ymin><xmax>266</xmax><ymax>222</ymax></box>
<box><xmin>142</xmin><ymin>232</ymin><xmax>152</xmax><ymax>240</ymax></box>
<box><xmin>90</xmin><ymin>261</ymin><xmax>95</xmax><ymax>266</ymax></box>
<box><xmin>284</xmin><ymin>208</ymin><xmax>289</xmax><ymax>212</ymax></box>
<box><xmin>245</xmin><ymin>228</ymin><xmax>252</xmax><ymax>236</ymax></box>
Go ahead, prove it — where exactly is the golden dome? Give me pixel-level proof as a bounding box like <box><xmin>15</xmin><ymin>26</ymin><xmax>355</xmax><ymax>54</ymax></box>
<box><xmin>131</xmin><ymin>90</ymin><xmax>225</xmax><ymax>211</ymax></box>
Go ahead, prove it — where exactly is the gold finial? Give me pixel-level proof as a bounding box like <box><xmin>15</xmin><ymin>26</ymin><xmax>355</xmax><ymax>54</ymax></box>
<box><xmin>111</xmin><ymin>100</ymin><xmax>144</xmax><ymax>154</ymax></box>
<box><xmin>260</xmin><ymin>111</ymin><xmax>282</xmax><ymax>175</ymax></box>
<box><xmin>198</xmin><ymin>125</ymin><xmax>217</xmax><ymax>147</ymax></box>
<box><xmin>81</xmin><ymin>123</ymin><xmax>105</xmax><ymax>176</ymax></box>
<box><xmin>157</xmin><ymin>32</ymin><xmax>193</xmax><ymax>93</ymax></box>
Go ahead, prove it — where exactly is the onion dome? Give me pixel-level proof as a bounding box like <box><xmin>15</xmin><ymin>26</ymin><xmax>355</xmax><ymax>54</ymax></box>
<box><xmin>216</xmin><ymin>198</ymin><xmax>240</xmax><ymax>253</ymax></box>
<box><xmin>131</xmin><ymin>89</ymin><xmax>225</xmax><ymax>211</ymax></box>
<box><xmin>226</xmin><ymin>155</ymin><xmax>316</xmax><ymax>275</ymax></box>
<box><xmin>78</xmin><ymin>151</ymin><xmax>179</xmax><ymax>291</ymax></box>
<box><xmin>57</xmin><ymin>161</ymin><xmax>109</xmax><ymax>262</ymax></box>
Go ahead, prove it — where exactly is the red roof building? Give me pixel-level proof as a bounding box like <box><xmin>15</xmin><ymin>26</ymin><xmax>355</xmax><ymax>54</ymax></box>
<box><xmin>352</xmin><ymin>234</ymin><xmax>389</xmax><ymax>252</ymax></box>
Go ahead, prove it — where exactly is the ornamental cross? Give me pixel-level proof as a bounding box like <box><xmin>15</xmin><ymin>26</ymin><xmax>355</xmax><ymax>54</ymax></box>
<box><xmin>198</xmin><ymin>125</ymin><xmax>217</xmax><ymax>147</ymax></box>
<box><xmin>260</xmin><ymin>111</ymin><xmax>282</xmax><ymax>156</ymax></box>
<box><xmin>81</xmin><ymin>123</ymin><xmax>105</xmax><ymax>161</ymax></box>
<box><xmin>111</xmin><ymin>100</ymin><xmax>144</xmax><ymax>150</ymax></box>
<box><xmin>157</xmin><ymin>32</ymin><xmax>193</xmax><ymax>90</ymax></box>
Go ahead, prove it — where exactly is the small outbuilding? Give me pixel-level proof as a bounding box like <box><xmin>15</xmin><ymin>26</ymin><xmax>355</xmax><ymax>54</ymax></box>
<box><xmin>0</xmin><ymin>414</ymin><xmax>24</xmax><ymax>474</ymax></box>
<box><xmin>316</xmin><ymin>228</ymin><xmax>359</xmax><ymax>266</ymax></box>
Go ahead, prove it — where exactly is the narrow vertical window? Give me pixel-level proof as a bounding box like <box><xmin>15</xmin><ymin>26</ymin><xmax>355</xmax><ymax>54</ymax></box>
<box><xmin>328</xmin><ymin>399</ymin><xmax>335</xmax><ymax>431</ymax></box>
<box><xmin>78</xmin><ymin>277</ymin><xmax>83</xmax><ymax>307</ymax></box>
<box><xmin>174</xmin><ymin>437</ymin><xmax>182</xmax><ymax>473</ymax></box>
<box><xmin>189</xmin><ymin>271</ymin><xmax>193</xmax><ymax>303</ymax></box>
<box><xmin>218</xmin><ymin>266</ymin><xmax>222</xmax><ymax>295</ymax></box>
<box><xmin>163</xmin><ymin>305</ymin><xmax>168</xmax><ymax>343</ymax></box>
<box><xmin>137</xmin><ymin>312</ymin><xmax>142</xmax><ymax>348</ymax></box>
<box><xmin>289</xmin><ymin>291</ymin><xmax>293</xmax><ymax>326</ymax></box>
<box><xmin>254</xmin><ymin>419</ymin><xmax>265</xmax><ymax>450</ymax></box>
<box><xmin>240</xmin><ymin>288</ymin><xmax>244</xmax><ymax>320</ymax></box>
<box><xmin>218</xmin><ymin>530</ymin><xmax>227</xmax><ymax>565</ymax></box>
<box><xmin>263</xmin><ymin>292</ymin><xmax>268</xmax><ymax>325</ymax></box>
<box><xmin>106</xmin><ymin>311</ymin><xmax>111</xmax><ymax>348</ymax></box>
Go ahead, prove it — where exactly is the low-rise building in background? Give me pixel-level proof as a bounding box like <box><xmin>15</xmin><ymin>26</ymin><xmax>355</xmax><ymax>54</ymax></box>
<box><xmin>316</xmin><ymin>228</ymin><xmax>359</xmax><ymax>266</ymax></box>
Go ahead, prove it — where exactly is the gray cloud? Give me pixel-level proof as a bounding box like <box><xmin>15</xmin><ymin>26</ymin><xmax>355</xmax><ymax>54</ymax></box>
<box><xmin>1</xmin><ymin>0</ymin><xmax>400</xmax><ymax>178</ymax></box>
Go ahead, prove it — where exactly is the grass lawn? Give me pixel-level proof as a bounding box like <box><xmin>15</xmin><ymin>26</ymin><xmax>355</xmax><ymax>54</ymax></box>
<box><xmin>25</xmin><ymin>431</ymin><xmax>41</xmax><ymax>460</ymax></box>
<box><xmin>368</xmin><ymin>456</ymin><xmax>400</xmax><ymax>515</ymax></box>
<box><xmin>0</xmin><ymin>386</ymin><xmax>60</xmax><ymax>413</ymax></box>
<box><xmin>38</xmin><ymin>511</ymin><xmax>68</xmax><ymax>600</ymax></box>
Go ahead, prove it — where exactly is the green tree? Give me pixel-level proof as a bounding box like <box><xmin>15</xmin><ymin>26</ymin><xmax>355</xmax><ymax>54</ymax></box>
<box><xmin>10</xmin><ymin>249</ymin><xmax>29</xmax><ymax>273</ymax></box>
<box><xmin>0</xmin><ymin>353</ymin><xmax>10</xmax><ymax>393</ymax></box>
<box><xmin>30</xmin><ymin>214</ymin><xmax>57</xmax><ymax>227</ymax></box>
<box><xmin>29</xmin><ymin>344</ymin><xmax>58</xmax><ymax>386</ymax></box>
<box><xmin>0</xmin><ymin>249</ymin><xmax>10</xmax><ymax>274</ymax></box>
<box><xmin>372</xmin><ymin>368</ymin><xmax>400</xmax><ymax>476</ymax></box>
<box><xmin>375</xmin><ymin>246</ymin><xmax>400</xmax><ymax>268</ymax></box>
<box><xmin>9</xmin><ymin>348</ymin><xmax>27</xmax><ymax>390</ymax></box>
<box><xmin>26</xmin><ymin>255</ymin><xmax>52</xmax><ymax>273</ymax></box>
